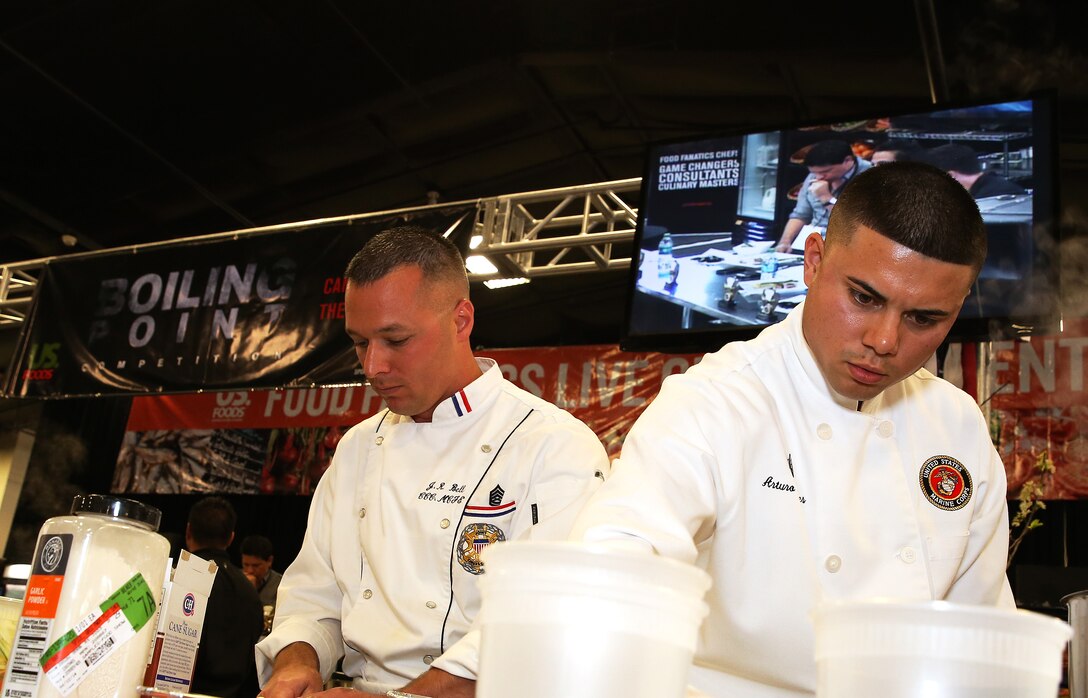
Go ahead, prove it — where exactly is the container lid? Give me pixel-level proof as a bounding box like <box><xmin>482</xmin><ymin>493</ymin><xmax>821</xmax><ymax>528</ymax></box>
<box><xmin>70</xmin><ymin>494</ymin><xmax>162</xmax><ymax>531</ymax></box>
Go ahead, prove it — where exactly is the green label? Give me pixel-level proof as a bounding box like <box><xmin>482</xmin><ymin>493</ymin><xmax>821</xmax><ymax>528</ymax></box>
<box><xmin>101</xmin><ymin>572</ymin><xmax>156</xmax><ymax>632</ymax></box>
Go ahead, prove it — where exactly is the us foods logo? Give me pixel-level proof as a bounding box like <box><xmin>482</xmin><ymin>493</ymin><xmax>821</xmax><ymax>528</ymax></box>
<box><xmin>23</xmin><ymin>342</ymin><xmax>60</xmax><ymax>382</ymax></box>
<box><xmin>212</xmin><ymin>391</ymin><xmax>251</xmax><ymax>422</ymax></box>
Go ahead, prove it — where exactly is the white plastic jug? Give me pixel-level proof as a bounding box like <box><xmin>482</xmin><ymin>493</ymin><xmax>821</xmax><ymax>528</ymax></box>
<box><xmin>476</xmin><ymin>541</ymin><xmax>710</xmax><ymax>698</ymax></box>
<box><xmin>1</xmin><ymin>495</ymin><xmax>169</xmax><ymax>698</ymax></box>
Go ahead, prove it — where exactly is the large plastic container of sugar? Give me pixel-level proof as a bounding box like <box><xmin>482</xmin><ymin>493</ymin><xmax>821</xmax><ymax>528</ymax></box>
<box><xmin>814</xmin><ymin>599</ymin><xmax>1072</xmax><ymax>698</ymax></box>
<box><xmin>0</xmin><ymin>495</ymin><xmax>170</xmax><ymax>698</ymax></box>
<box><xmin>476</xmin><ymin>541</ymin><xmax>710</xmax><ymax>698</ymax></box>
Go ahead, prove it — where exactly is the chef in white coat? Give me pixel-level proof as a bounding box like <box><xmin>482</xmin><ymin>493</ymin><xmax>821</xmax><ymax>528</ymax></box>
<box><xmin>257</xmin><ymin>226</ymin><xmax>609</xmax><ymax>698</ymax></box>
<box><xmin>572</xmin><ymin>161</ymin><xmax>1014</xmax><ymax>697</ymax></box>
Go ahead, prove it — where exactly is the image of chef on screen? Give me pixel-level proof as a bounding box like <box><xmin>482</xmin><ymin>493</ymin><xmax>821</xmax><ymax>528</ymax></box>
<box><xmin>774</xmin><ymin>140</ymin><xmax>871</xmax><ymax>253</ymax></box>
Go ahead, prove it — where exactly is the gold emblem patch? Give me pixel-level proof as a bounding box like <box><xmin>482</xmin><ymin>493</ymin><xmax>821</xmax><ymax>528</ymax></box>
<box><xmin>456</xmin><ymin>523</ymin><xmax>505</xmax><ymax>575</ymax></box>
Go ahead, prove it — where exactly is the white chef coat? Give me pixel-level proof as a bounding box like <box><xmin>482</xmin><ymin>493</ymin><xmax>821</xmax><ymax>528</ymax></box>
<box><xmin>572</xmin><ymin>302</ymin><xmax>1014</xmax><ymax>697</ymax></box>
<box><xmin>256</xmin><ymin>358</ymin><xmax>609</xmax><ymax>693</ymax></box>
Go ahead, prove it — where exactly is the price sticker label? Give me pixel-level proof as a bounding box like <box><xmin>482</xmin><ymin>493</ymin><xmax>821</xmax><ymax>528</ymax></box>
<box><xmin>39</xmin><ymin>572</ymin><xmax>156</xmax><ymax>696</ymax></box>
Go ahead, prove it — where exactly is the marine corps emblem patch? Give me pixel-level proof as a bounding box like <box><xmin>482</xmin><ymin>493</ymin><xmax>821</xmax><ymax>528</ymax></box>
<box><xmin>919</xmin><ymin>455</ymin><xmax>973</xmax><ymax>511</ymax></box>
<box><xmin>456</xmin><ymin>522</ymin><xmax>505</xmax><ymax>574</ymax></box>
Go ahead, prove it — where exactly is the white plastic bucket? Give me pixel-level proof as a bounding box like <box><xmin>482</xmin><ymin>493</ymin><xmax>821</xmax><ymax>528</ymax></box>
<box><xmin>814</xmin><ymin>599</ymin><xmax>1072</xmax><ymax>698</ymax></box>
<box><xmin>476</xmin><ymin>541</ymin><xmax>711</xmax><ymax>698</ymax></box>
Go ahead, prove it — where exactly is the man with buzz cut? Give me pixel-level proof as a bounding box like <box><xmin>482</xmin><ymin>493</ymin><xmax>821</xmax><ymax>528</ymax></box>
<box><xmin>257</xmin><ymin>226</ymin><xmax>609</xmax><ymax>698</ymax></box>
<box><xmin>573</xmin><ymin>161</ymin><xmax>1013</xmax><ymax>697</ymax></box>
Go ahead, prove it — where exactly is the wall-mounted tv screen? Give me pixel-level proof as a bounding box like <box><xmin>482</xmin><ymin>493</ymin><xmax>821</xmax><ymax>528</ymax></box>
<box><xmin>621</xmin><ymin>94</ymin><xmax>1058</xmax><ymax>352</ymax></box>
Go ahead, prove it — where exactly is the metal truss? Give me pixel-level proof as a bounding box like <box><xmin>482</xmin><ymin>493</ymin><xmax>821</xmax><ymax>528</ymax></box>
<box><xmin>0</xmin><ymin>262</ymin><xmax>39</xmax><ymax>328</ymax></box>
<box><xmin>469</xmin><ymin>177</ymin><xmax>641</xmax><ymax>281</ymax></box>
<box><xmin>0</xmin><ymin>177</ymin><xmax>643</xmax><ymax>329</ymax></box>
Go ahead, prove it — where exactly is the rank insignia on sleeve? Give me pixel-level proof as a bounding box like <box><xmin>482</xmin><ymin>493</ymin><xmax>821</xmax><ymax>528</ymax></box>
<box><xmin>457</xmin><ymin>523</ymin><xmax>506</xmax><ymax>574</ymax></box>
<box><xmin>919</xmin><ymin>455</ymin><xmax>973</xmax><ymax>511</ymax></box>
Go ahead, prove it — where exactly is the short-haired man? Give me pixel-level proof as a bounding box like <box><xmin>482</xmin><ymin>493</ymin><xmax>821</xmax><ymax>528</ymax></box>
<box><xmin>925</xmin><ymin>143</ymin><xmax>1027</xmax><ymax>199</ymax></box>
<box><xmin>257</xmin><ymin>226</ymin><xmax>609</xmax><ymax>697</ymax></box>
<box><xmin>573</xmin><ymin>161</ymin><xmax>1013</xmax><ymax>696</ymax></box>
<box><xmin>185</xmin><ymin>496</ymin><xmax>265</xmax><ymax>698</ymax></box>
<box><xmin>775</xmin><ymin>140</ymin><xmax>871</xmax><ymax>253</ymax></box>
<box><xmin>241</xmin><ymin>534</ymin><xmax>282</xmax><ymax>610</ymax></box>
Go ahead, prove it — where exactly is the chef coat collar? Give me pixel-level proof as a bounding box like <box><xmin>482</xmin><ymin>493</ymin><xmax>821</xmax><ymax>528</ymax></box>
<box><xmin>426</xmin><ymin>357</ymin><xmax>501</xmax><ymax>423</ymax></box>
<box><xmin>788</xmin><ymin>301</ymin><xmax>869</xmax><ymax>411</ymax></box>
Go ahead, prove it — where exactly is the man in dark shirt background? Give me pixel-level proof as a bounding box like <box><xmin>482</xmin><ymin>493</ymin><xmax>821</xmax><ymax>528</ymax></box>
<box><xmin>925</xmin><ymin>143</ymin><xmax>1028</xmax><ymax>199</ymax></box>
<box><xmin>185</xmin><ymin>496</ymin><xmax>265</xmax><ymax>698</ymax></box>
<box><xmin>242</xmin><ymin>534</ymin><xmax>282</xmax><ymax>611</ymax></box>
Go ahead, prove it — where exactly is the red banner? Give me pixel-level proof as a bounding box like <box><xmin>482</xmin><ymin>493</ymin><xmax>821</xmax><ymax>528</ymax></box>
<box><xmin>113</xmin><ymin>345</ymin><xmax>700</xmax><ymax>495</ymax></box>
<box><xmin>114</xmin><ymin>332</ymin><xmax>1088</xmax><ymax>500</ymax></box>
<box><xmin>988</xmin><ymin>318</ymin><xmax>1088</xmax><ymax>499</ymax></box>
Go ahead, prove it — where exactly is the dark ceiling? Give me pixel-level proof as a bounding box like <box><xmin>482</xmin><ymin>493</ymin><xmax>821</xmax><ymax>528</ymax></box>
<box><xmin>2</xmin><ymin>0</ymin><xmax>1087</xmax><ymax>350</ymax></box>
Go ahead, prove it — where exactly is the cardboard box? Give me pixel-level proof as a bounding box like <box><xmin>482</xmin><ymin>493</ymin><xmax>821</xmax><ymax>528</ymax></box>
<box><xmin>142</xmin><ymin>551</ymin><xmax>218</xmax><ymax>693</ymax></box>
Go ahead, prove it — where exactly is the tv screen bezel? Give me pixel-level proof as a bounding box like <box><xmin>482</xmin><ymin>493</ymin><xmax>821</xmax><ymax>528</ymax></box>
<box><xmin>619</xmin><ymin>91</ymin><xmax>1060</xmax><ymax>354</ymax></box>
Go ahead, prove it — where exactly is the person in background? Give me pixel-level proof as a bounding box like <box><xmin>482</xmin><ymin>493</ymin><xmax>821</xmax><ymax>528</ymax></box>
<box><xmin>572</xmin><ymin>161</ymin><xmax>1013</xmax><ymax>697</ymax></box>
<box><xmin>242</xmin><ymin>534</ymin><xmax>282</xmax><ymax>610</ymax></box>
<box><xmin>774</xmin><ymin>140</ymin><xmax>871</xmax><ymax>252</ymax></box>
<box><xmin>256</xmin><ymin>226</ymin><xmax>609</xmax><ymax>698</ymax></box>
<box><xmin>924</xmin><ymin>143</ymin><xmax>1027</xmax><ymax>198</ymax></box>
<box><xmin>185</xmin><ymin>496</ymin><xmax>264</xmax><ymax>698</ymax></box>
<box><xmin>869</xmin><ymin>139</ymin><xmax>923</xmax><ymax>165</ymax></box>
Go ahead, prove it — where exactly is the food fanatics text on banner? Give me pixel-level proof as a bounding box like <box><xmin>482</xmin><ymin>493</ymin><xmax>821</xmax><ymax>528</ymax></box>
<box><xmin>112</xmin><ymin>346</ymin><xmax>701</xmax><ymax>494</ymax></box>
<box><xmin>4</xmin><ymin>207</ymin><xmax>474</xmax><ymax>398</ymax></box>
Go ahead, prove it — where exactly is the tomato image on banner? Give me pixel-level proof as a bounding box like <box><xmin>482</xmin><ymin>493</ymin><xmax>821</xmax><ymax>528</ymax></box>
<box><xmin>262</xmin><ymin>427</ymin><xmax>342</xmax><ymax>495</ymax></box>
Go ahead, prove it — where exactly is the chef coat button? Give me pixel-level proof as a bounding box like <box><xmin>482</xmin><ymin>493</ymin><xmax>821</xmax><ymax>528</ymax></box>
<box><xmin>440</xmin><ymin>518</ymin><xmax>450</xmax><ymax>529</ymax></box>
<box><xmin>824</xmin><ymin>554</ymin><xmax>842</xmax><ymax>573</ymax></box>
<box><xmin>423</xmin><ymin>655</ymin><xmax>434</xmax><ymax>664</ymax></box>
<box><xmin>358</xmin><ymin>507</ymin><xmax>367</xmax><ymax>518</ymax></box>
<box><xmin>481</xmin><ymin>444</ymin><xmax>492</xmax><ymax>453</ymax></box>
<box><xmin>877</xmin><ymin>421</ymin><xmax>894</xmax><ymax>438</ymax></box>
<box><xmin>816</xmin><ymin>423</ymin><xmax>833</xmax><ymax>440</ymax></box>
<box><xmin>375</xmin><ymin>436</ymin><xmax>384</xmax><ymax>445</ymax></box>
<box><xmin>363</xmin><ymin>589</ymin><xmax>373</xmax><ymax>599</ymax></box>
<box><xmin>426</xmin><ymin>600</ymin><xmax>437</xmax><ymax>609</ymax></box>
<box><xmin>899</xmin><ymin>546</ymin><xmax>917</xmax><ymax>564</ymax></box>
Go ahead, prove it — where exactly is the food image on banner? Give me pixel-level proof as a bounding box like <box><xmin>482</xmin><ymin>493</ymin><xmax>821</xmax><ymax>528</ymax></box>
<box><xmin>261</xmin><ymin>427</ymin><xmax>344</xmax><ymax>495</ymax></box>
<box><xmin>112</xmin><ymin>430</ymin><xmax>265</xmax><ymax>494</ymax></box>
<box><xmin>988</xmin><ymin>318</ymin><xmax>1088</xmax><ymax>500</ymax></box>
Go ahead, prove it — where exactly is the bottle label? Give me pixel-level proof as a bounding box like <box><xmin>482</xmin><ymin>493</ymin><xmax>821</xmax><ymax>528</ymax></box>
<box><xmin>2</xmin><ymin>533</ymin><xmax>74</xmax><ymax>698</ymax></box>
<box><xmin>39</xmin><ymin>573</ymin><xmax>156</xmax><ymax>696</ymax></box>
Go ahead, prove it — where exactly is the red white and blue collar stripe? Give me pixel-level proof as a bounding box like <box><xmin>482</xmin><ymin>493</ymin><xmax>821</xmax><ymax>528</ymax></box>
<box><xmin>450</xmin><ymin>389</ymin><xmax>473</xmax><ymax>417</ymax></box>
<box><xmin>465</xmin><ymin>501</ymin><xmax>516</xmax><ymax>518</ymax></box>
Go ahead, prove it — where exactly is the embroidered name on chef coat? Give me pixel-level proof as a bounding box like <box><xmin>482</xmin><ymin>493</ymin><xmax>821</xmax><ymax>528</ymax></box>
<box><xmin>759</xmin><ymin>453</ymin><xmax>805</xmax><ymax>503</ymax></box>
<box><xmin>919</xmin><ymin>455</ymin><xmax>973</xmax><ymax>511</ymax></box>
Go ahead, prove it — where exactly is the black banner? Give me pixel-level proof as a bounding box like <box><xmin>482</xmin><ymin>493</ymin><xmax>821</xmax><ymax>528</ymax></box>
<box><xmin>4</xmin><ymin>207</ymin><xmax>474</xmax><ymax>397</ymax></box>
